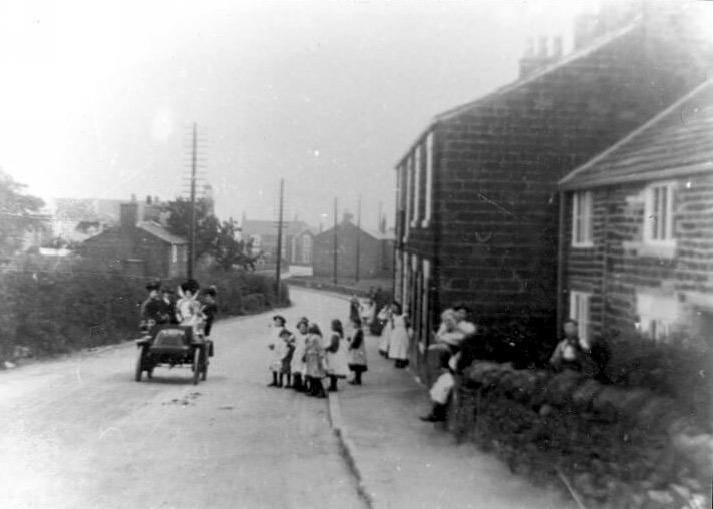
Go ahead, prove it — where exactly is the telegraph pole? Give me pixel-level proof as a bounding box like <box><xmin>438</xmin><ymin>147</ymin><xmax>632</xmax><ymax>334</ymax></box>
<box><xmin>188</xmin><ymin>122</ymin><xmax>198</xmax><ymax>280</ymax></box>
<box><xmin>333</xmin><ymin>197</ymin><xmax>338</xmax><ymax>285</ymax></box>
<box><xmin>275</xmin><ymin>179</ymin><xmax>285</xmax><ymax>298</ymax></box>
<box><xmin>355</xmin><ymin>194</ymin><xmax>361</xmax><ymax>283</ymax></box>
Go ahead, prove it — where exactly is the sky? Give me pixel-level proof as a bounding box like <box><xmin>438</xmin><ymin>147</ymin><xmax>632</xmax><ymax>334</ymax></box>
<box><xmin>0</xmin><ymin>0</ymin><xmax>600</xmax><ymax>230</ymax></box>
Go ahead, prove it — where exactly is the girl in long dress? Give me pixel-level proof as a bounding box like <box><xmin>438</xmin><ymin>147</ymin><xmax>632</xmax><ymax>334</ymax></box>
<box><xmin>325</xmin><ymin>319</ymin><xmax>350</xmax><ymax>392</ymax></box>
<box><xmin>290</xmin><ymin>317</ymin><xmax>309</xmax><ymax>392</ymax></box>
<box><xmin>388</xmin><ymin>303</ymin><xmax>410</xmax><ymax>368</ymax></box>
<box><xmin>377</xmin><ymin>305</ymin><xmax>392</xmax><ymax>357</ymax></box>
<box><xmin>267</xmin><ymin>315</ymin><xmax>286</xmax><ymax>387</ymax></box>
<box><xmin>304</xmin><ymin>323</ymin><xmax>326</xmax><ymax>398</ymax></box>
<box><xmin>347</xmin><ymin>317</ymin><xmax>368</xmax><ymax>385</ymax></box>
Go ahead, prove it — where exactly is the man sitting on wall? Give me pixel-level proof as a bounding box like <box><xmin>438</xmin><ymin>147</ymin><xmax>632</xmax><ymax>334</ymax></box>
<box><xmin>420</xmin><ymin>304</ymin><xmax>478</xmax><ymax>423</ymax></box>
<box><xmin>549</xmin><ymin>318</ymin><xmax>608</xmax><ymax>378</ymax></box>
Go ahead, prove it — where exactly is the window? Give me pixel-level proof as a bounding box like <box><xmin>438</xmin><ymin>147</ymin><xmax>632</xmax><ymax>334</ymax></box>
<box><xmin>569</xmin><ymin>291</ymin><xmax>591</xmax><ymax>341</ymax></box>
<box><xmin>571</xmin><ymin>191</ymin><xmax>593</xmax><ymax>247</ymax></box>
<box><xmin>301</xmin><ymin>235</ymin><xmax>312</xmax><ymax>264</ymax></box>
<box><xmin>412</xmin><ymin>146</ymin><xmax>421</xmax><ymax>227</ymax></box>
<box><xmin>404</xmin><ymin>157</ymin><xmax>412</xmax><ymax>242</ymax></box>
<box><xmin>636</xmin><ymin>293</ymin><xmax>677</xmax><ymax>342</ymax></box>
<box><xmin>644</xmin><ymin>182</ymin><xmax>675</xmax><ymax>244</ymax></box>
<box><xmin>422</xmin><ymin>132</ymin><xmax>434</xmax><ymax>227</ymax></box>
<box><xmin>171</xmin><ymin>245</ymin><xmax>178</xmax><ymax>263</ymax></box>
<box><xmin>421</xmin><ymin>259</ymin><xmax>431</xmax><ymax>352</ymax></box>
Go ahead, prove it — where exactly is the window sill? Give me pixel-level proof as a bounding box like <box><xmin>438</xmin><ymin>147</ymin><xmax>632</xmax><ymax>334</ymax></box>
<box><xmin>622</xmin><ymin>240</ymin><xmax>677</xmax><ymax>259</ymax></box>
<box><xmin>410</xmin><ymin>220</ymin><xmax>419</xmax><ymax>228</ymax></box>
<box><xmin>420</xmin><ymin>220</ymin><xmax>430</xmax><ymax>228</ymax></box>
<box><xmin>571</xmin><ymin>242</ymin><xmax>594</xmax><ymax>249</ymax></box>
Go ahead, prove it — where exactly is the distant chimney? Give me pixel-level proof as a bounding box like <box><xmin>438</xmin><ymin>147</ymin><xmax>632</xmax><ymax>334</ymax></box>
<box><xmin>537</xmin><ymin>36</ymin><xmax>548</xmax><ymax>57</ymax></box>
<box><xmin>146</xmin><ymin>195</ymin><xmax>152</xmax><ymax>204</ymax></box>
<box><xmin>518</xmin><ymin>35</ymin><xmax>563</xmax><ymax>78</ymax></box>
<box><xmin>342</xmin><ymin>211</ymin><xmax>354</xmax><ymax>224</ymax></box>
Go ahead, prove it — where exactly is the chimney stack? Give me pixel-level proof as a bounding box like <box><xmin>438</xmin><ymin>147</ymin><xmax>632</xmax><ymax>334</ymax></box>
<box><xmin>518</xmin><ymin>34</ymin><xmax>564</xmax><ymax>79</ymax></box>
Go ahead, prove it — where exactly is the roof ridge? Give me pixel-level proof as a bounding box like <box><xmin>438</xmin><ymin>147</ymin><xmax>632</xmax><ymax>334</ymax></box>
<box><xmin>435</xmin><ymin>19</ymin><xmax>642</xmax><ymax>123</ymax></box>
<box><xmin>395</xmin><ymin>18</ymin><xmax>642</xmax><ymax>167</ymax></box>
<box><xmin>559</xmin><ymin>78</ymin><xmax>713</xmax><ymax>189</ymax></box>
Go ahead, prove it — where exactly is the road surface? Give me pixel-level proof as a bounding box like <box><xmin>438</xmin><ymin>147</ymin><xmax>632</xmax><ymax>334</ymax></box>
<box><xmin>0</xmin><ymin>287</ymin><xmax>363</xmax><ymax>509</ymax></box>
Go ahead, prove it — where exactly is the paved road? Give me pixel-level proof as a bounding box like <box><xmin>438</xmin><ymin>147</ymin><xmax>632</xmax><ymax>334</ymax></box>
<box><xmin>0</xmin><ymin>287</ymin><xmax>362</xmax><ymax>509</ymax></box>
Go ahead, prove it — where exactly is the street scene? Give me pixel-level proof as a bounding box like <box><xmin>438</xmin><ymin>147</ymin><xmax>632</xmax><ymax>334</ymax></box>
<box><xmin>1</xmin><ymin>0</ymin><xmax>712</xmax><ymax>508</ymax></box>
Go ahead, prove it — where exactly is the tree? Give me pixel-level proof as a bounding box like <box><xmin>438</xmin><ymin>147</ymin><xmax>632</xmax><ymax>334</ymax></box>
<box><xmin>214</xmin><ymin>218</ymin><xmax>260</xmax><ymax>271</ymax></box>
<box><xmin>163</xmin><ymin>197</ymin><xmax>220</xmax><ymax>260</ymax></box>
<box><xmin>0</xmin><ymin>170</ymin><xmax>45</xmax><ymax>258</ymax></box>
<box><xmin>163</xmin><ymin>198</ymin><xmax>258</xmax><ymax>271</ymax></box>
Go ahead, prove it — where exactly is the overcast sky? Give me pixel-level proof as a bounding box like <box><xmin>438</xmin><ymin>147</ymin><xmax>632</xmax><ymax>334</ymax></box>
<box><xmin>0</xmin><ymin>0</ymin><xmax>599</xmax><ymax>230</ymax></box>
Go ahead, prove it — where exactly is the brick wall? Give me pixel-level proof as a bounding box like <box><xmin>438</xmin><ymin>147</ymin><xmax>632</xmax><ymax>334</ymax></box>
<box><xmin>312</xmin><ymin>222</ymin><xmax>391</xmax><ymax>279</ymax></box>
<box><xmin>430</xmin><ymin>21</ymin><xmax>711</xmax><ymax>329</ymax></box>
<box><xmin>564</xmin><ymin>173</ymin><xmax>713</xmax><ymax>344</ymax></box>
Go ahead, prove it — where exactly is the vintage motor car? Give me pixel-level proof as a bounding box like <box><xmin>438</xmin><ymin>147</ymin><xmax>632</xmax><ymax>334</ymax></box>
<box><xmin>135</xmin><ymin>325</ymin><xmax>210</xmax><ymax>385</ymax></box>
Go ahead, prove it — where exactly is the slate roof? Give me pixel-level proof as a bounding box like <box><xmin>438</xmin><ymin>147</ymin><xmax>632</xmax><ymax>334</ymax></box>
<box><xmin>137</xmin><ymin>221</ymin><xmax>187</xmax><ymax>245</ymax></box>
<box><xmin>560</xmin><ymin>79</ymin><xmax>713</xmax><ymax>190</ymax></box>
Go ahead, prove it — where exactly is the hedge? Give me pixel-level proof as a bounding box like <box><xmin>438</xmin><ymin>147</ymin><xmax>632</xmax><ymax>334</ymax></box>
<box><xmin>0</xmin><ymin>256</ymin><xmax>289</xmax><ymax>360</ymax></box>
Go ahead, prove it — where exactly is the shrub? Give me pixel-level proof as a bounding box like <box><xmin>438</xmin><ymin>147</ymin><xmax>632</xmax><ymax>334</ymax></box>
<box><xmin>0</xmin><ymin>259</ymin><xmax>289</xmax><ymax>361</ymax></box>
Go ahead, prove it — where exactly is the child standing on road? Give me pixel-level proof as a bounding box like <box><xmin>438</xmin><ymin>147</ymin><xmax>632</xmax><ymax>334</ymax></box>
<box><xmin>267</xmin><ymin>315</ymin><xmax>286</xmax><ymax>387</ymax></box>
<box><xmin>279</xmin><ymin>329</ymin><xmax>295</xmax><ymax>388</ymax></box>
<box><xmin>325</xmin><ymin>319</ymin><xmax>350</xmax><ymax>392</ymax></box>
<box><xmin>291</xmin><ymin>317</ymin><xmax>309</xmax><ymax>392</ymax></box>
<box><xmin>348</xmin><ymin>317</ymin><xmax>368</xmax><ymax>385</ymax></box>
<box><xmin>304</xmin><ymin>323</ymin><xmax>326</xmax><ymax>398</ymax></box>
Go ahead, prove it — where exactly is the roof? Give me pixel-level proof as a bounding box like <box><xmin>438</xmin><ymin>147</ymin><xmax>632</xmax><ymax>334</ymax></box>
<box><xmin>559</xmin><ymin>79</ymin><xmax>713</xmax><ymax>190</ymax></box>
<box><xmin>316</xmin><ymin>221</ymin><xmax>394</xmax><ymax>241</ymax></box>
<box><xmin>137</xmin><ymin>221</ymin><xmax>187</xmax><ymax>244</ymax></box>
<box><xmin>395</xmin><ymin>19</ymin><xmax>641</xmax><ymax>168</ymax></box>
<box><xmin>242</xmin><ymin>219</ymin><xmax>317</xmax><ymax>237</ymax></box>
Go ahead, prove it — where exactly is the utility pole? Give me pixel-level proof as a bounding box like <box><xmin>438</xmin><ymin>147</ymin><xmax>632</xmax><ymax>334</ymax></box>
<box><xmin>188</xmin><ymin>122</ymin><xmax>198</xmax><ymax>280</ymax></box>
<box><xmin>333</xmin><ymin>197</ymin><xmax>338</xmax><ymax>285</ymax></box>
<box><xmin>355</xmin><ymin>194</ymin><xmax>361</xmax><ymax>283</ymax></box>
<box><xmin>275</xmin><ymin>179</ymin><xmax>285</xmax><ymax>298</ymax></box>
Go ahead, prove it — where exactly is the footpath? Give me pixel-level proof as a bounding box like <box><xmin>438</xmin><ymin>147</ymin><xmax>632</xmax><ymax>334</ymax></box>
<box><xmin>327</xmin><ymin>331</ymin><xmax>575</xmax><ymax>509</ymax></box>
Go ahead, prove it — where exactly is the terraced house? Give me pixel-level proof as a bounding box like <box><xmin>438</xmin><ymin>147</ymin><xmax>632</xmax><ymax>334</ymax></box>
<box><xmin>559</xmin><ymin>79</ymin><xmax>713</xmax><ymax>345</ymax></box>
<box><xmin>393</xmin><ymin>3</ymin><xmax>713</xmax><ymax>372</ymax></box>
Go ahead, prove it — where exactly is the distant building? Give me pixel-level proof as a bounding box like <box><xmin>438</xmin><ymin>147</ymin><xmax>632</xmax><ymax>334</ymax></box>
<box><xmin>559</xmin><ymin>80</ymin><xmax>713</xmax><ymax>346</ymax></box>
<box><xmin>50</xmin><ymin>197</ymin><xmax>123</xmax><ymax>242</ymax></box>
<box><xmin>313</xmin><ymin>212</ymin><xmax>394</xmax><ymax>280</ymax></box>
<box><xmin>81</xmin><ymin>198</ymin><xmax>187</xmax><ymax>280</ymax></box>
<box><xmin>392</xmin><ymin>3</ymin><xmax>713</xmax><ymax>371</ymax></box>
<box><xmin>241</xmin><ymin>214</ymin><xmax>316</xmax><ymax>269</ymax></box>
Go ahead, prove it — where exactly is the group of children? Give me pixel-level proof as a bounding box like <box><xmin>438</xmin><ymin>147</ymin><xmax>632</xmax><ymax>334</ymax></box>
<box><xmin>267</xmin><ymin>314</ymin><xmax>368</xmax><ymax>398</ymax></box>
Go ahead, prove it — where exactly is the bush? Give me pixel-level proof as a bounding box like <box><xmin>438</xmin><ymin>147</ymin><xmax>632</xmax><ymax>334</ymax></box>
<box><xmin>604</xmin><ymin>332</ymin><xmax>713</xmax><ymax>429</ymax></box>
<box><xmin>0</xmin><ymin>259</ymin><xmax>289</xmax><ymax>360</ymax></box>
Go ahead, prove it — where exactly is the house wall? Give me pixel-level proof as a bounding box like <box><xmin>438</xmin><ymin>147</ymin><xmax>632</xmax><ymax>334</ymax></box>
<box><xmin>313</xmin><ymin>223</ymin><xmax>391</xmax><ymax>279</ymax></box>
<box><xmin>424</xmin><ymin>22</ymin><xmax>710</xmax><ymax>327</ymax></box>
<box><xmin>81</xmin><ymin>227</ymin><xmax>186</xmax><ymax>280</ymax></box>
<box><xmin>563</xmin><ymin>173</ymin><xmax>713</xmax><ymax>344</ymax></box>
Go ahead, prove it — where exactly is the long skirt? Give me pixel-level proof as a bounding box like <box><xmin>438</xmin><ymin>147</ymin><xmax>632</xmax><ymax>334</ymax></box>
<box><xmin>378</xmin><ymin>324</ymin><xmax>391</xmax><ymax>355</ymax></box>
<box><xmin>388</xmin><ymin>326</ymin><xmax>409</xmax><ymax>361</ymax></box>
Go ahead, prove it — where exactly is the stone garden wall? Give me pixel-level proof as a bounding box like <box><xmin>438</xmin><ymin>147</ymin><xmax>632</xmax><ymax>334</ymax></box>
<box><xmin>449</xmin><ymin>361</ymin><xmax>712</xmax><ymax>508</ymax></box>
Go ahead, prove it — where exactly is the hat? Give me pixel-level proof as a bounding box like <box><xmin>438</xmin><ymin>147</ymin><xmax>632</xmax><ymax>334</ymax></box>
<box><xmin>272</xmin><ymin>315</ymin><xmax>286</xmax><ymax>326</ymax></box>
<box><xmin>296</xmin><ymin>316</ymin><xmax>309</xmax><ymax>327</ymax></box>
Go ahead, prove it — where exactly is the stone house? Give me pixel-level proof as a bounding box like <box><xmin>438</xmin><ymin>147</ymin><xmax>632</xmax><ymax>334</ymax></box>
<box><xmin>81</xmin><ymin>200</ymin><xmax>188</xmax><ymax>280</ymax></box>
<box><xmin>240</xmin><ymin>216</ymin><xmax>314</xmax><ymax>269</ymax></box>
<box><xmin>558</xmin><ymin>79</ymin><xmax>713</xmax><ymax>345</ymax></box>
<box><xmin>313</xmin><ymin>213</ymin><xmax>394</xmax><ymax>280</ymax></box>
<box><xmin>393</xmin><ymin>3</ymin><xmax>713</xmax><ymax>369</ymax></box>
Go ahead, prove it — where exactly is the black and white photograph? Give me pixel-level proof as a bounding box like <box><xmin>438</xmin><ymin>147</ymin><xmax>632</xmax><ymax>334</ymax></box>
<box><xmin>1</xmin><ymin>0</ymin><xmax>712</xmax><ymax>507</ymax></box>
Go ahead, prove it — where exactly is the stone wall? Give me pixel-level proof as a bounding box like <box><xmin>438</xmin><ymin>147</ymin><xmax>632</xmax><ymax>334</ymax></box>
<box><xmin>450</xmin><ymin>361</ymin><xmax>712</xmax><ymax>508</ymax></box>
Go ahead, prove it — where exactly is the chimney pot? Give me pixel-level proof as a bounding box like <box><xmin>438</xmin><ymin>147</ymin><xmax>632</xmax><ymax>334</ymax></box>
<box><xmin>537</xmin><ymin>36</ymin><xmax>548</xmax><ymax>57</ymax></box>
<box><xmin>552</xmin><ymin>36</ymin><xmax>563</xmax><ymax>58</ymax></box>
